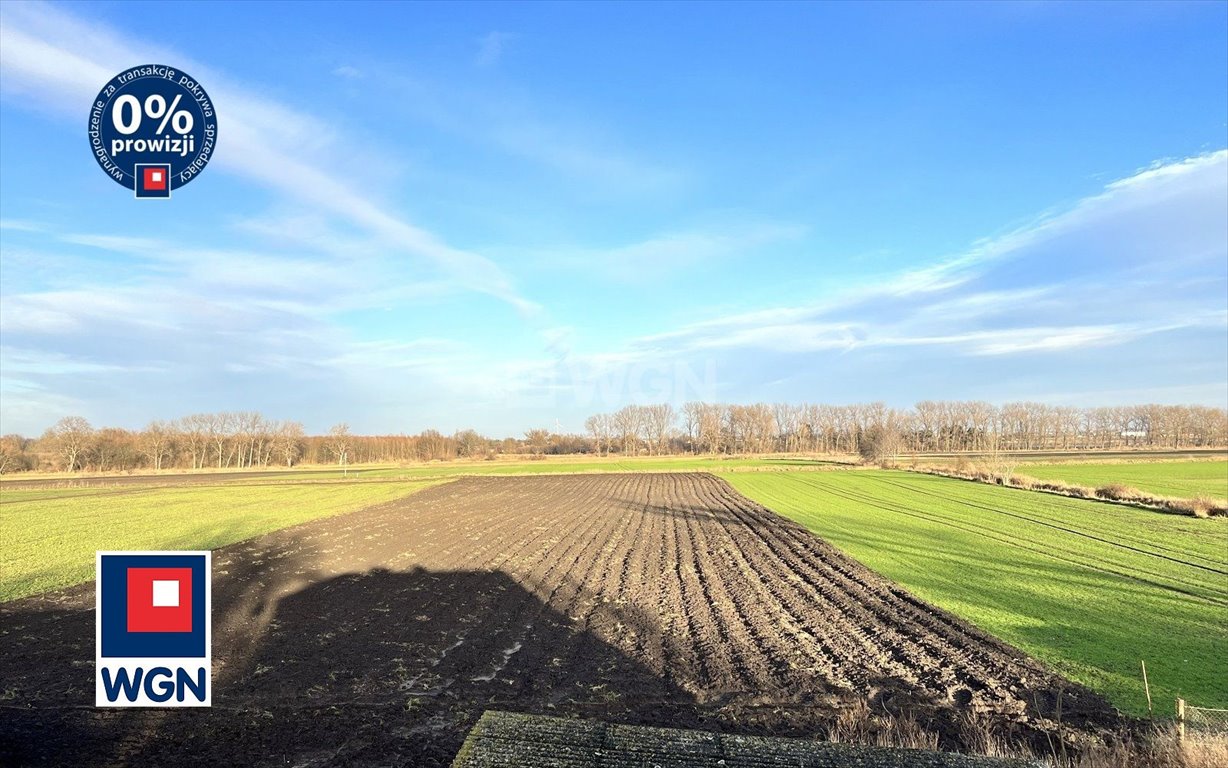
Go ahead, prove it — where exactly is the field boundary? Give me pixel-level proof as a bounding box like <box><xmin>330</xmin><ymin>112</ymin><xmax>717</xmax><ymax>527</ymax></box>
<box><xmin>0</xmin><ymin>463</ymin><xmax>867</xmax><ymax>492</ymax></box>
<box><xmin>903</xmin><ymin>465</ymin><xmax>1228</xmax><ymax>518</ymax></box>
<box><xmin>723</xmin><ymin>469</ymin><xmax>1228</xmax><ymax>718</ymax></box>
<box><xmin>0</xmin><ymin>477</ymin><xmax>453</xmax><ymax>603</ymax></box>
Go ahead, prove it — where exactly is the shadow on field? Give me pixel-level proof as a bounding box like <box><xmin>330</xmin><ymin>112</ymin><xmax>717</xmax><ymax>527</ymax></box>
<box><xmin>1</xmin><ymin>474</ymin><xmax>1130</xmax><ymax>767</ymax></box>
<box><xmin>0</xmin><ymin>562</ymin><xmax>694</xmax><ymax>768</ymax></box>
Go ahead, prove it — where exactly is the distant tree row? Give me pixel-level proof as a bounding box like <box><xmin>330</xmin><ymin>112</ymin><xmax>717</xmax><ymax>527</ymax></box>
<box><xmin>1</xmin><ymin>402</ymin><xmax>1224</xmax><ymax>473</ymax></box>
<box><xmin>0</xmin><ymin>413</ymin><xmax>512</xmax><ymax>474</ymax></box>
<box><xmin>586</xmin><ymin>401</ymin><xmax>1227</xmax><ymax>458</ymax></box>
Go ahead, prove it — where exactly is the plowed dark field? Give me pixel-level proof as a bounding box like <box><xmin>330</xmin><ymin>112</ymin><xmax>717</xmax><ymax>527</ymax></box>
<box><xmin>0</xmin><ymin>474</ymin><xmax>1117</xmax><ymax>767</ymax></box>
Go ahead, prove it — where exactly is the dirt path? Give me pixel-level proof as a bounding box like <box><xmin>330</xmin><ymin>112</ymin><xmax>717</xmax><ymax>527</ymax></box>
<box><xmin>0</xmin><ymin>474</ymin><xmax>1119</xmax><ymax>767</ymax></box>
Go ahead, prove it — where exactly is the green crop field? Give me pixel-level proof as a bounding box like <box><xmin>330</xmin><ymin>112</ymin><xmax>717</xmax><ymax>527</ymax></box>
<box><xmin>1016</xmin><ymin>459</ymin><xmax>1228</xmax><ymax>499</ymax></box>
<box><xmin>0</xmin><ymin>479</ymin><xmax>444</xmax><ymax>602</ymax></box>
<box><xmin>723</xmin><ymin>470</ymin><xmax>1228</xmax><ymax>716</ymax></box>
<box><xmin>326</xmin><ymin>455</ymin><xmax>843</xmax><ymax>479</ymax></box>
<box><xmin>0</xmin><ymin>455</ymin><xmax>845</xmax><ymax>488</ymax></box>
<box><xmin>7</xmin><ymin>457</ymin><xmax>1223</xmax><ymax>718</ymax></box>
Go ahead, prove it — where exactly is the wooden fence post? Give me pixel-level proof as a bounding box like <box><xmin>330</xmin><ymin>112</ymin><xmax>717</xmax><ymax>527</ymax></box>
<box><xmin>1176</xmin><ymin>697</ymin><xmax>1185</xmax><ymax>742</ymax></box>
<box><xmin>1141</xmin><ymin>660</ymin><xmax>1152</xmax><ymax>717</ymax></box>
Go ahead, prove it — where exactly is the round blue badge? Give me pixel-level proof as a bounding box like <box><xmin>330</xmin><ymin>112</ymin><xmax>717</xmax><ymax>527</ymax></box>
<box><xmin>88</xmin><ymin>65</ymin><xmax>217</xmax><ymax>198</ymax></box>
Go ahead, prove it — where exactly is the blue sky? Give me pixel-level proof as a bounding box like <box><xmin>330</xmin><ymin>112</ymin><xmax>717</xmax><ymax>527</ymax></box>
<box><xmin>1</xmin><ymin>1</ymin><xmax>1225</xmax><ymax>436</ymax></box>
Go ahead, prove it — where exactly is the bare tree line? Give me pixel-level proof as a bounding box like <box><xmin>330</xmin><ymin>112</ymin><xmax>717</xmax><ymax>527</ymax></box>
<box><xmin>1</xmin><ymin>401</ymin><xmax>1224</xmax><ymax>474</ymax></box>
<box><xmin>585</xmin><ymin>401</ymin><xmax>1228</xmax><ymax>457</ymax></box>
<box><xmin>0</xmin><ymin>413</ymin><xmax>511</xmax><ymax>474</ymax></box>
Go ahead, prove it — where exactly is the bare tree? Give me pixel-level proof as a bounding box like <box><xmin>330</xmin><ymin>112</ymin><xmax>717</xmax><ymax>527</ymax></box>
<box><xmin>0</xmin><ymin>434</ymin><xmax>34</xmax><ymax>474</ymax></box>
<box><xmin>206</xmin><ymin>412</ymin><xmax>234</xmax><ymax>469</ymax></box>
<box><xmin>982</xmin><ymin>429</ymin><xmax>1018</xmax><ymax>484</ymax></box>
<box><xmin>612</xmin><ymin>406</ymin><xmax>642</xmax><ymax>455</ymax></box>
<box><xmin>15</xmin><ymin>399</ymin><xmax>1228</xmax><ymax>475</ymax></box>
<box><xmin>680</xmin><ymin>402</ymin><xmax>702</xmax><ymax>453</ymax></box>
<box><xmin>140</xmin><ymin>421</ymin><xmax>175</xmax><ymax>471</ymax></box>
<box><xmin>454</xmin><ymin>429</ymin><xmax>487</xmax><ymax>459</ymax></box>
<box><xmin>95</xmin><ymin>428</ymin><xmax>140</xmax><ymax>472</ymax></box>
<box><xmin>584</xmin><ymin>414</ymin><xmax>612</xmax><ymax>456</ymax></box>
<box><xmin>326</xmin><ymin>423</ymin><xmax>352</xmax><ymax>467</ymax></box>
<box><xmin>44</xmin><ymin>416</ymin><xmax>93</xmax><ymax>472</ymax></box>
<box><xmin>642</xmin><ymin>404</ymin><xmax>675</xmax><ymax>455</ymax></box>
<box><xmin>176</xmin><ymin>415</ymin><xmax>209</xmax><ymax>469</ymax></box>
<box><xmin>858</xmin><ymin>425</ymin><xmax>903</xmax><ymax>466</ymax></box>
<box><xmin>524</xmin><ymin>428</ymin><xmax>550</xmax><ymax>456</ymax></box>
<box><xmin>417</xmin><ymin>430</ymin><xmax>452</xmax><ymax>461</ymax></box>
<box><xmin>276</xmin><ymin>421</ymin><xmax>305</xmax><ymax>467</ymax></box>
<box><xmin>773</xmin><ymin>403</ymin><xmax>801</xmax><ymax>453</ymax></box>
<box><xmin>696</xmin><ymin>403</ymin><xmax>725</xmax><ymax>454</ymax></box>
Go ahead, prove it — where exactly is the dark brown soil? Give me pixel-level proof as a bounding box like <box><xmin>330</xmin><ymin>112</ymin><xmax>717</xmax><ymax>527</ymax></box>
<box><xmin>0</xmin><ymin>473</ymin><xmax>1120</xmax><ymax>767</ymax></box>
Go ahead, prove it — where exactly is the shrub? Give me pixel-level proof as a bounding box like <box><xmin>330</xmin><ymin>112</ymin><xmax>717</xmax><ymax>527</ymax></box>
<box><xmin>1095</xmin><ymin>483</ymin><xmax>1142</xmax><ymax>502</ymax></box>
<box><xmin>857</xmin><ymin>426</ymin><xmax>902</xmax><ymax>466</ymax></box>
<box><xmin>1171</xmin><ymin>495</ymin><xmax>1226</xmax><ymax>519</ymax></box>
<box><xmin>908</xmin><ymin>464</ymin><xmax>1222</xmax><ymax>521</ymax></box>
<box><xmin>1008</xmin><ymin>474</ymin><xmax>1040</xmax><ymax>490</ymax></box>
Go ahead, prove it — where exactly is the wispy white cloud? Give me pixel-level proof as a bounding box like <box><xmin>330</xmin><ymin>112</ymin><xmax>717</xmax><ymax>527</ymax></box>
<box><xmin>0</xmin><ymin>346</ymin><xmax>163</xmax><ymax>375</ymax></box>
<box><xmin>0</xmin><ymin>2</ymin><xmax>1223</xmax><ymax>434</ymax></box>
<box><xmin>59</xmin><ymin>234</ymin><xmax>166</xmax><ymax>253</ymax></box>
<box><xmin>0</xmin><ymin>2</ymin><xmax>561</xmax><ymax>434</ymax></box>
<box><xmin>0</xmin><ymin>375</ymin><xmax>87</xmax><ymax>435</ymax></box>
<box><xmin>1109</xmin><ymin>151</ymin><xmax>1228</xmax><ymax>192</ymax></box>
<box><xmin>881</xmin><ymin>317</ymin><xmax>1223</xmax><ymax>357</ymax></box>
<box><xmin>530</xmin><ymin>223</ymin><xmax>806</xmax><ymax>282</ymax></box>
<box><xmin>386</xmin><ymin>73</ymin><xmax>686</xmax><ymax>197</ymax></box>
<box><xmin>0</xmin><ymin>219</ymin><xmax>45</xmax><ymax>232</ymax></box>
<box><xmin>914</xmin><ymin>287</ymin><xmax>1056</xmax><ymax>322</ymax></box>
<box><xmin>1026</xmin><ymin>381</ymin><xmax>1228</xmax><ymax>408</ymax></box>
<box><xmin>29</xmin><ymin>224</ymin><xmax>462</xmax><ymax>314</ymax></box>
<box><xmin>0</xmin><ymin>2</ymin><xmax>537</xmax><ymax>314</ymax></box>
<box><xmin>617</xmin><ymin>150</ymin><xmax>1228</xmax><ymax>363</ymax></box>
<box><xmin>631</xmin><ymin>315</ymin><xmax>1224</xmax><ymax>357</ymax></box>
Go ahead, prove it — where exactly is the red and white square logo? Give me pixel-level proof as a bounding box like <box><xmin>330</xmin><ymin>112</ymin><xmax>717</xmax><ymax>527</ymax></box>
<box><xmin>126</xmin><ymin>567</ymin><xmax>193</xmax><ymax>633</ymax></box>
<box><xmin>143</xmin><ymin>167</ymin><xmax>167</xmax><ymax>190</ymax></box>
<box><xmin>134</xmin><ymin>163</ymin><xmax>171</xmax><ymax>198</ymax></box>
<box><xmin>97</xmin><ymin>551</ymin><xmax>211</xmax><ymax>706</ymax></box>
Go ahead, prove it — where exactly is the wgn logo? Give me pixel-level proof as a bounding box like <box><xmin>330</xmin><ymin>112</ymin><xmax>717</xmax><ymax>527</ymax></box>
<box><xmin>96</xmin><ymin>551</ymin><xmax>211</xmax><ymax>707</ymax></box>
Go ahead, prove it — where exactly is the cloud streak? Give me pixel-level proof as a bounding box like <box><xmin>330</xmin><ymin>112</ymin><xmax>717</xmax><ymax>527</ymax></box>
<box><xmin>528</xmin><ymin>223</ymin><xmax>806</xmax><ymax>283</ymax></box>
<box><xmin>0</xmin><ymin>4</ymin><xmax>1223</xmax><ymax>436</ymax></box>
<box><xmin>0</xmin><ymin>2</ymin><xmax>537</xmax><ymax>314</ymax></box>
<box><xmin>621</xmin><ymin>150</ymin><xmax>1228</xmax><ymax>362</ymax></box>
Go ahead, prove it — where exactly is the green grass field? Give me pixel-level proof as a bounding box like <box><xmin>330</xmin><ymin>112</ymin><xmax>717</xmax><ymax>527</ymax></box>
<box><xmin>0</xmin><ymin>479</ymin><xmax>444</xmax><ymax>602</ymax></box>
<box><xmin>0</xmin><ymin>455</ymin><xmax>846</xmax><ymax>488</ymax></box>
<box><xmin>1015</xmin><ymin>459</ymin><xmax>1228</xmax><ymax>499</ymax></box>
<box><xmin>723</xmin><ymin>470</ymin><xmax>1228</xmax><ymax>716</ymax></box>
<box><xmin>5</xmin><ymin>455</ymin><xmax>1223</xmax><ymax>719</ymax></box>
<box><xmin>329</xmin><ymin>455</ymin><xmax>844</xmax><ymax>479</ymax></box>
